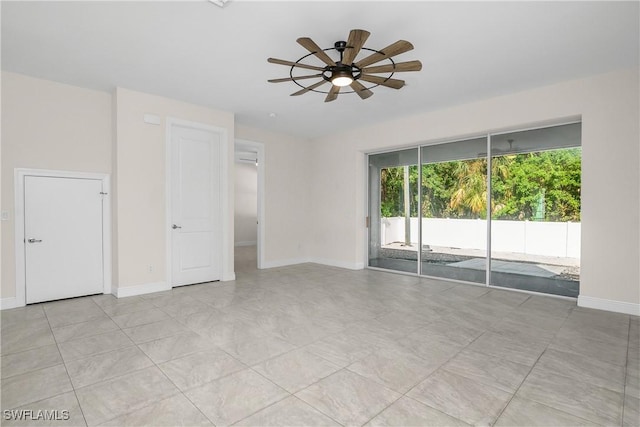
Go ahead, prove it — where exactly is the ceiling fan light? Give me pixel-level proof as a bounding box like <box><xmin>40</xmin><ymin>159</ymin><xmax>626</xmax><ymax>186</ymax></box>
<box><xmin>331</xmin><ymin>67</ymin><xmax>354</xmax><ymax>87</ymax></box>
<box><xmin>332</xmin><ymin>76</ymin><xmax>353</xmax><ymax>87</ymax></box>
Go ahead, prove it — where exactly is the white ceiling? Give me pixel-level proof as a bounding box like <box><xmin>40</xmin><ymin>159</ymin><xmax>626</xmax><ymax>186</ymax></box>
<box><xmin>2</xmin><ymin>1</ymin><xmax>638</xmax><ymax>139</ymax></box>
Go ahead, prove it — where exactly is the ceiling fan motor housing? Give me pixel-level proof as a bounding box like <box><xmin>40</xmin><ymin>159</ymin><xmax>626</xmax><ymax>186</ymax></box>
<box><xmin>334</xmin><ymin>40</ymin><xmax>347</xmax><ymax>52</ymax></box>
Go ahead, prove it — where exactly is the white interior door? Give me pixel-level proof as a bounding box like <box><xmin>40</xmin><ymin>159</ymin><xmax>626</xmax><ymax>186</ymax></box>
<box><xmin>171</xmin><ymin>125</ymin><xmax>222</xmax><ymax>286</ymax></box>
<box><xmin>25</xmin><ymin>176</ymin><xmax>104</xmax><ymax>304</ymax></box>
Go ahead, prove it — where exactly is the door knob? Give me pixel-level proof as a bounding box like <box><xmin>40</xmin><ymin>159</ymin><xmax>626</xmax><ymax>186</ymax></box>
<box><xmin>172</xmin><ymin>224</ymin><xmax>182</xmax><ymax>229</ymax></box>
<box><xmin>28</xmin><ymin>238</ymin><xmax>43</xmax><ymax>243</ymax></box>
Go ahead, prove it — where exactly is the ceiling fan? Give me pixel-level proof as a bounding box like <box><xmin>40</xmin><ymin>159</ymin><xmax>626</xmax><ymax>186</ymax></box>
<box><xmin>267</xmin><ymin>29</ymin><xmax>422</xmax><ymax>102</ymax></box>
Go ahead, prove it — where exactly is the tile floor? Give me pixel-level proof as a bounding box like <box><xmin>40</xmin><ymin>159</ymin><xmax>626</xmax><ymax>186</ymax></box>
<box><xmin>1</xmin><ymin>246</ymin><xmax>638</xmax><ymax>426</ymax></box>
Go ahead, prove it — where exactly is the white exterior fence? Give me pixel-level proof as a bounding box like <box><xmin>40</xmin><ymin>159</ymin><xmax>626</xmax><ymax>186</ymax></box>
<box><xmin>381</xmin><ymin>217</ymin><xmax>581</xmax><ymax>259</ymax></box>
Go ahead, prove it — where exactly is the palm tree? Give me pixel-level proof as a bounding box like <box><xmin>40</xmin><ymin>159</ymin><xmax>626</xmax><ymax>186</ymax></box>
<box><xmin>449</xmin><ymin>156</ymin><xmax>512</xmax><ymax>218</ymax></box>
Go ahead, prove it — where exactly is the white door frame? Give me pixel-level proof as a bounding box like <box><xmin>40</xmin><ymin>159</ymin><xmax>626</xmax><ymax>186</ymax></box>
<box><xmin>13</xmin><ymin>168</ymin><xmax>112</xmax><ymax>308</ymax></box>
<box><xmin>165</xmin><ymin>118</ymin><xmax>232</xmax><ymax>287</ymax></box>
<box><xmin>234</xmin><ymin>139</ymin><xmax>265</xmax><ymax>269</ymax></box>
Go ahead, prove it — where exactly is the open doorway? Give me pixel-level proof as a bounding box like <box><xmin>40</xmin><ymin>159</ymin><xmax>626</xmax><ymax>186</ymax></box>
<box><xmin>234</xmin><ymin>139</ymin><xmax>264</xmax><ymax>273</ymax></box>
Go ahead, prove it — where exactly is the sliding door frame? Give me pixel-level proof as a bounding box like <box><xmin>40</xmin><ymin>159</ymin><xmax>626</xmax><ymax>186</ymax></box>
<box><xmin>366</xmin><ymin>119</ymin><xmax>582</xmax><ymax>298</ymax></box>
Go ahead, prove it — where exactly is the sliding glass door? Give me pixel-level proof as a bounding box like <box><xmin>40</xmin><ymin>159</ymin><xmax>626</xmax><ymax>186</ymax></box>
<box><xmin>420</xmin><ymin>137</ymin><xmax>487</xmax><ymax>284</ymax></box>
<box><xmin>367</xmin><ymin>122</ymin><xmax>581</xmax><ymax>297</ymax></box>
<box><xmin>489</xmin><ymin>124</ymin><xmax>581</xmax><ymax>297</ymax></box>
<box><xmin>368</xmin><ymin>148</ymin><xmax>419</xmax><ymax>274</ymax></box>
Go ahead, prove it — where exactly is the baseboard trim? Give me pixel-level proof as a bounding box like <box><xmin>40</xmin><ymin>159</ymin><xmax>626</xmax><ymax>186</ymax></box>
<box><xmin>1</xmin><ymin>297</ymin><xmax>21</xmax><ymax>310</ymax></box>
<box><xmin>115</xmin><ymin>281</ymin><xmax>170</xmax><ymax>298</ymax></box>
<box><xmin>222</xmin><ymin>272</ymin><xmax>236</xmax><ymax>281</ymax></box>
<box><xmin>578</xmin><ymin>295</ymin><xmax>640</xmax><ymax>316</ymax></box>
<box><xmin>261</xmin><ymin>258</ymin><xmax>310</xmax><ymax>269</ymax></box>
<box><xmin>235</xmin><ymin>241</ymin><xmax>257</xmax><ymax>247</ymax></box>
<box><xmin>259</xmin><ymin>257</ymin><xmax>365</xmax><ymax>271</ymax></box>
<box><xmin>309</xmin><ymin>258</ymin><xmax>365</xmax><ymax>270</ymax></box>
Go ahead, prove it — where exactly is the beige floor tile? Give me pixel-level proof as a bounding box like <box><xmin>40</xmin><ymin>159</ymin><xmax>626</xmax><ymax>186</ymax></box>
<box><xmin>101</xmin><ymin>301</ymin><xmax>156</xmax><ymax>317</ymax></box>
<box><xmin>75</xmin><ymin>366</ymin><xmax>179</xmax><ymax>426</ymax></box>
<box><xmin>495</xmin><ymin>396</ymin><xmax>598</xmax><ymax>427</ymax></box>
<box><xmin>518</xmin><ymin>368</ymin><xmax>623</xmax><ymax>425</ymax></box>
<box><xmin>1</xmin><ymin>322</ymin><xmax>56</xmax><ymax>355</ymax></box>
<box><xmin>366</xmin><ymin>396</ymin><xmax>469</xmax><ymax>427</ymax></box>
<box><xmin>396</xmin><ymin>330</ymin><xmax>464</xmax><ymax>365</ymax></box>
<box><xmin>347</xmin><ymin>346</ymin><xmax>439</xmax><ymax>393</ymax></box>
<box><xmin>1</xmin><ymin>364</ymin><xmax>72</xmax><ymax>410</ymax></box>
<box><xmin>296</xmin><ymin>370</ymin><xmax>401</xmax><ymax>426</ymax></box>
<box><xmin>46</xmin><ymin>306</ymin><xmax>107</xmax><ymax>329</ymax></box>
<box><xmin>235</xmin><ymin>396</ymin><xmax>340</xmax><ymax>427</ymax></box>
<box><xmin>52</xmin><ymin>317</ymin><xmax>119</xmax><ymax>343</ymax></box>
<box><xmin>58</xmin><ymin>330</ymin><xmax>134</xmax><ymax>362</ymax></box>
<box><xmin>0</xmin><ymin>261</ymin><xmax>634</xmax><ymax>427</ymax></box>
<box><xmin>66</xmin><ymin>346</ymin><xmax>154</xmax><ymax>388</ymax></box>
<box><xmin>110</xmin><ymin>308</ymin><xmax>170</xmax><ymax>329</ymax></box>
<box><xmin>623</xmin><ymin>395</ymin><xmax>640</xmax><ymax>427</ymax></box>
<box><xmin>218</xmin><ymin>334</ymin><xmax>296</xmax><ymax>366</ymax></box>
<box><xmin>121</xmin><ymin>319</ymin><xmax>187</xmax><ymax>344</ymax></box>
<box><xmin>1</xmin><ymin>344</ymin><xmax>62</xmax><ymax>379</ymax></box>
<box><xmin>305</xmin><ymin>334</ymin><xmax>379</xmax><ymax>368</ymax></box>
<box><xmin>137</xmin><ymin>332</ymin><xmax>216</xmax><ymax>364</ymax></box>
<box><xmin>91</xmin><ymin>294</ymin><xmax>144</xmax><ymax>310</ymax></box>
<box><xmin>535</xmin><ymin>348</ymin><xmax>626</xmax><ymax>393</ymax></box>
<box><xmin>1</xmin><ymin>391</ymin><xmax>86</xmax><ymax>427</ymax></box>
<box><xmin>185</xmin><ymin>369</ymin><xmax>288</xmax><ymax>426</ymax></box>
<box><xmin>467</xmin><ymin>331</ymin><xmax>548</xmax><ymax>366</ymax></box>
<box><xmin>626</xmin><ymin>373</ymin><xmax>640</xmax><ymax>399</ymax></box>
<box><xmin>158</xmin><ymin>348</ymin><xmax>246</xmax><ymax>391</ymax></box>
<box><xmin>407</xmin><ymin>369</ymin><xmax>512</xmax><ymax>426</ymax></box>
<box><xmin>254</xmin><ymin>348</ymin><xmax>341</xmax><ymax>393</ymax></box>
<box><xmin>549</xmin><ymin>333</ymin><xmax>628</xmax><ymax>367</ymax></box>
<box><xmin>1</xmin><ymin>306</ymin><xmax>46</xmax><ymax>331</ymax></box>
<box><xmin>99</xmin><ymin>394</ymin><xmax>211</xmax><ymax>426</ymax></box>
<box><xmin>442</xmin><ymin>350</ymin><xmax>530</xmax><ymax>393</ymax></box>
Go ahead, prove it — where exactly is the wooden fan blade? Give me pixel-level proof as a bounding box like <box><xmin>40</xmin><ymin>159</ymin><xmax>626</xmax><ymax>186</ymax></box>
<box><xmin>342</xmin><ymin>29</ymin><xmax>371</xmax><ymax>65</ymax></box>
<box><xmin>359</xmin><ymin>74</ymin><xmax>405</xmax><ymax>89</ymax></box>
<box><xmin>355</xmin><ymin>40</ymin><xmax>414</xmax><ymax>68</ymax></box>
<box><xmin>268</xmin><ymin>58</ymin><xmax>326</xmax><ymax>72</ymax></box>
<box><xmin>325</xmin><ymin>85</ymin><xmax>340</xmax><ymax>102</ymax></box>
<box><xmin>350</xmin><ymin>80</ymin><xmax>373</xmax><ymax>100</ymax></box>
<box><xmin>290</xmin><ymin>79</ymin><xmax>328</xmax><ymax>96</ymax></box>
<box><xmin>297</xmin><ymin>37</ymin><xmax>336</xmax><ymax>66</ymax></box>
<box><xmin>268</xmin><ymin>74</ymin><xmax>323</xmax><ymax>83</ymax></box>
<box><xmin>362</xmin><ymin>60</ymin><xmax>422</xmax><ymax>74</ymax></box>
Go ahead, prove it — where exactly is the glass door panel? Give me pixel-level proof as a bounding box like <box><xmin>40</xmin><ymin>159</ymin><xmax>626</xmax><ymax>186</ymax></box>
<box><xmin>420</xmin><ymin>137</ymin><xmax>488</xmax><ymax>284</ymax></box>
<box><xmin>368</xmin><ymin>148</ymin><xmax>419</xmax><ymax>274</ymax></box>
<box><xmin>490</xmin><ymin>123</ymin><xmax>581</xmax><ymax>297</ymax></box>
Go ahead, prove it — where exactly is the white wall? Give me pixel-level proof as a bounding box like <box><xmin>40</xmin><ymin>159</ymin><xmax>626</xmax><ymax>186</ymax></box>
<box><xmin>0</xmin><ymin>78</ymin><xmax>236</xmax><ymax>302</ymax></box>
<box><xmin>114</xmin><ymin>88</ymin><xmax>235</xmax><ymax>290</ymax></box>
<box><xmin>1</xmin><ymin>72</ymin><xmax>112</xmax><ymax>301</ymax></box>
<box><xmin>234</xmin><ymin>161</ymin><xmax>257</xmax><ymax>246</ymax></box>
<box><xmin>2</xmin><ymin>68</ymin><xmax>637</xmax><ymax>313</ymax></box>
<box><xmin>310</xmin><ymin>68</ymin><xmax>639</xmax><ymax>308</ymax></box>
<box><xmin>235</xmin><ymin>125</ymin><xmax>310</xmax><ymax>267</ymax></box>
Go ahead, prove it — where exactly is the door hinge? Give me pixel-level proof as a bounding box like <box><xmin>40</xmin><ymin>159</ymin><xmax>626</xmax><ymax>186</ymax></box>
<box><xmin>365</xmin><ymin>216</ymin><xmax>369</xmax><ymax>228</ymax></box>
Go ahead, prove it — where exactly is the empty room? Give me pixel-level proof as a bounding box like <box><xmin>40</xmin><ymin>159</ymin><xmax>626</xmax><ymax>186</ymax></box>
<box><xmin>1</xmin><ymin>1</ymin><xmax>638</xmax><ymax>426</ymax></box>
